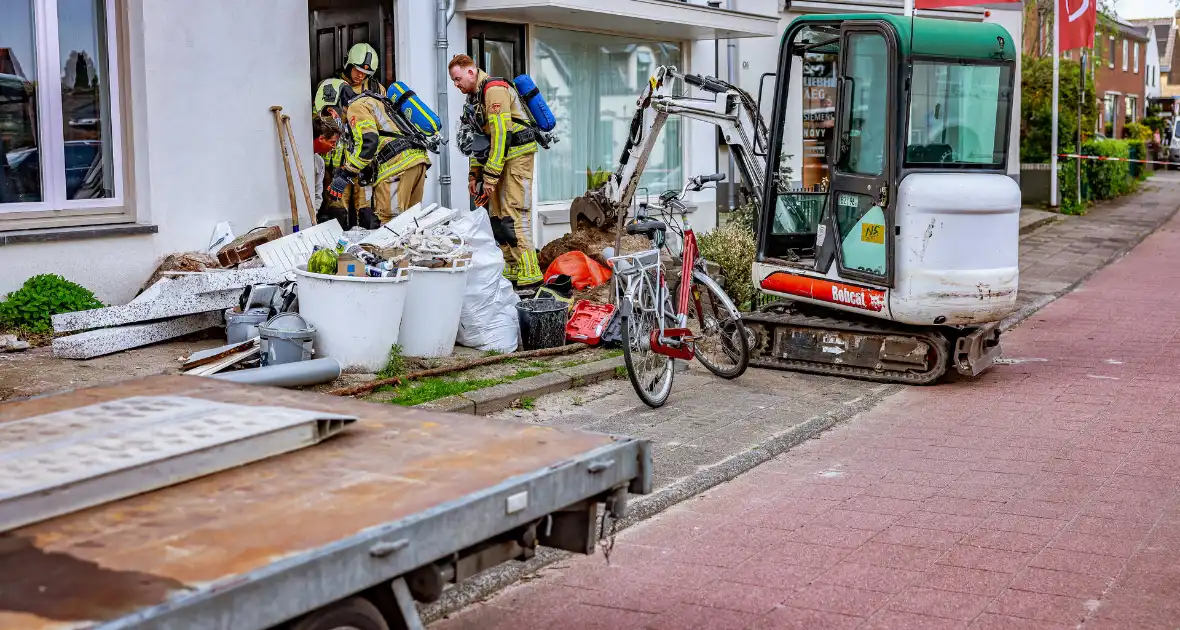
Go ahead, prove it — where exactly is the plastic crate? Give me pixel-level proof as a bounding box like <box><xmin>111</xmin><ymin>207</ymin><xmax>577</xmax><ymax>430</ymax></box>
<box><xmin>565</xmin><ymin>300</ymin><xmax>616</xmax><ymax>345</ymax></box>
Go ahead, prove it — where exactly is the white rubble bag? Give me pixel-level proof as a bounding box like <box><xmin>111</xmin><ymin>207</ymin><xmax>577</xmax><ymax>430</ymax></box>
<box><xmin>448</xmin><ymin>208</ymin><xmax>520</xmax><ymax>352</ymax></box>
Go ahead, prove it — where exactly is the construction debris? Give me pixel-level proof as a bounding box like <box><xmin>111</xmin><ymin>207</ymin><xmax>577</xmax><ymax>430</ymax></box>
<box><xmin>182</xmin><ymin>337</ymin><xmax>260</xmax><ymax>370</ymax></box>
<box><xmin>183</xmin><ymin>340</ymin><xmax>260</xmax><ymax>376</ymax></box>
<box><xmin>0</xmin><ymin>334</ymin><xmax>29</xmax><ymax>353</ymax></box>
<box><xmin>51</xmin><ymin>267</ymin><xmax>287</xmax><ymax>335</ymax></box>
<box><xmin>140</xmin><ymin>252</ymin><xmax>221</xmax><ymax>293</ymax></box>
<box><xmin>215</xmin><ymin>226</ymin><xmax>283</xmax><ymax>266</ymax></box>
<box><xmin>52</xmin><ymin>311</ymin><xmax>223</xmax><ymax>360</ymax></box>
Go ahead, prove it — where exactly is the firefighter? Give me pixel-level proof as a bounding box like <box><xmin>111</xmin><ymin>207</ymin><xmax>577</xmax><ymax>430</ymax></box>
<box><xmin>323</xmin><ymin>43</ymin><xmax>390</xmax><ymax>226</ymax></box>
<box><xmin>314</xmin><ymin>78</ymin><xmax>430</xmax><ymax>228</ymax></box>
<box><xmin>448</xmin><ymin>54</ymin><xmax>542</xmax><ymax>288</ymax></box>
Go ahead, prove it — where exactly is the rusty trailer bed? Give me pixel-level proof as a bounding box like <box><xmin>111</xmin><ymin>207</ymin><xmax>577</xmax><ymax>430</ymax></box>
<box><xmin>0</xmin><ymin>376</ymin><xmax>652</xmax><ymax>630</ymax></box>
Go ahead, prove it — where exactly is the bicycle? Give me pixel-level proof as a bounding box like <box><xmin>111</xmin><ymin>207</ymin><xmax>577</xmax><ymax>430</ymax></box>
<box><xmin>608</xmin><ymin>173</ymin><xmax>751</xmax><ymax>408</ymax></box>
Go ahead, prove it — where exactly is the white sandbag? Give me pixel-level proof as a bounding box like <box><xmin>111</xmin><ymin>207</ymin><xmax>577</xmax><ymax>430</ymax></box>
<box><xmin>448</xmin><ymin>209</ymin><xmax>520</xmax><ymax>353</ymax></box>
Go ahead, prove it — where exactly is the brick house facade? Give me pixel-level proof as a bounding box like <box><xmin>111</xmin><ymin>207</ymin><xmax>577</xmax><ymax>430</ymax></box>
<box><xmin>1096</xmin><ymin>21</ymin><xmax>1150</xmax><ymax>138</ymax></box>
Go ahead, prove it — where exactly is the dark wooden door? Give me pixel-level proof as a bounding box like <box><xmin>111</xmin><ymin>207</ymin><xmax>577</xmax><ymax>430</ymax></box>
<box><xmin>309</xmin><ymin>0</ymin><xmax>395</xmax><ymax>90</ymax></box>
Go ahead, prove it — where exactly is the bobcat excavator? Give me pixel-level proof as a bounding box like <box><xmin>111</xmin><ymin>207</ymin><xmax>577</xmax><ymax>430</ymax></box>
<box><xmin>570</xmin><ymin>13</ymin><xmax>1019</xmax><ymax>384</ymax></box>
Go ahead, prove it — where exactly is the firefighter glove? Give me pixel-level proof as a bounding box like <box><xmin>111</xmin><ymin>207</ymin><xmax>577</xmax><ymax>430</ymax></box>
<box><xmin>473</xmin><ymin>181</ymin><xmax>492</xmax><ymax>209</ymax></box>
<box><xmin>328</xmin><ymin>171</ymin><xmax>351</xmax><ymax>199</ymax></box>
<box><xmin>468</xmin><ymin>170</ymin><xmax>481</xmax><ymax>197</ymax></box>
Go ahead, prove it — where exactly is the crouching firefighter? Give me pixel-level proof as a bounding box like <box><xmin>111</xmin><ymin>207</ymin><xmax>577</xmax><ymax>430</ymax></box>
<box><xmin>314</xmin><ymin>78</ymin><xmax>430</xmax><ymax>228</ymax></box>
<box><xmin>448</xmin><ymin>54</ymin><xmax>544</xmax><ymax>288</ymax></box>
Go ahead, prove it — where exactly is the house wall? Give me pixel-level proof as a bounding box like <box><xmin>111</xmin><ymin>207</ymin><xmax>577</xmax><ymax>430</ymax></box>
<box><xmin>1146</xmin><ymin>30</ymin><xmax>1162</xmax><ymax>99</ymax></box>
<box><xmin>0</xmin><ymin>0</ymin><xmax>316</xmax><ymax>305</ymax></box>
<box><xmin>1096</xmin><ymin>33</ymin><xmax>1149</xmax><ymax>137</ymax></box>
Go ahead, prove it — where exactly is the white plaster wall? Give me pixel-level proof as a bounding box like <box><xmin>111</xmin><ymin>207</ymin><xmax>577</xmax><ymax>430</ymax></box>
<box><xmin>1146</xmin><ymin>31</ymin><xmax>1162</xmax><ymax>99</ymax></box>
<box><xmin>138</xmin><ymin>0</ymin><xmax>315</xmax><ymax>249</ymax></box>
<box><xmin>0</xmin><ymin>237</ymin><xmax>159</xmax><ymax>305</ymax></box>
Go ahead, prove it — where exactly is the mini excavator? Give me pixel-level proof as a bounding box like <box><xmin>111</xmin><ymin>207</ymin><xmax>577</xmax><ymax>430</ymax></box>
<box><xmin>570</xmin><ymin>13</ymin><xmax>1019</xmax><ymax>384</ymax></box>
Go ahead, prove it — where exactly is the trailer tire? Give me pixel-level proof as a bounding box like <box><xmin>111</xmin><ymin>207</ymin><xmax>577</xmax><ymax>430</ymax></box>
<box><xmin>289</xmin><ymin>597</ymin><xmax>390</xmax><ymax>630</ymax></box>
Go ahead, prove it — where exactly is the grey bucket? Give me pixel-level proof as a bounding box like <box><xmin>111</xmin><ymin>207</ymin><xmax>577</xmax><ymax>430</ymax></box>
<box><xmin>225</xmin><ymin>307</ymin><xmax>271</xmax><ymax>344</ymax></box>
<box><xmin>516</xmin><ymin>298</ymin><xmax>568</xmax><ymax>350</ymax></box>
<box><xmin>259</xmin><ymin>312</ymin><xmax>316</xmax><ymax>366</ymax></box>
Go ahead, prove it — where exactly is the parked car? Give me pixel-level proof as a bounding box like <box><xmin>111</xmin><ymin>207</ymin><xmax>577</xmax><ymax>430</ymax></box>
<box><xmin>2</xmin><ymin>140</ymin><xmax>103</xmax><ymax>201</ymax></box>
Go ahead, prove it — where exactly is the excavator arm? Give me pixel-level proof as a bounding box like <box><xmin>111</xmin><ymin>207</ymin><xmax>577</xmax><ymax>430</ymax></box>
<box><xmin>569</xmin><ymin>66</ymin><xmax>770</xmax><ymax>231</ymax></box>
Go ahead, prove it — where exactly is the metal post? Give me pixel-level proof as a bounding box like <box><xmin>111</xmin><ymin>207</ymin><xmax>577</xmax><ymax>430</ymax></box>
<box><xmin>1078</xmin><ymin>50</ymin><xmax>1084</xmax><ymax>206</ymax></box>
<box><xmin>904</xmin><ymin>0</ymin><xmax>914</xmax><ymax>17</ymax></box>
<box><xmin>1050</xmin><ymin>0</ymin><xmax>1060</xmax><ymax>208</ymax></box>
<box><xmin>436</xmin><ymin>0</ymin><xmax>456</xmax><ymax>209</ymax></box>
<box><xmin>726</xmin><ymin>0</ymin><xmax>738</xmax><ymax>215</ymax></box>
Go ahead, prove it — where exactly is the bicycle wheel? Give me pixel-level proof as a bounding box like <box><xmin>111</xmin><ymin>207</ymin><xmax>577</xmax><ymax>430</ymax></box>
<box><xmin>621</xmin><ymin>295</ymin><xmax>674</xmax><ymax>408</ymax></box>
<box><xmin>679</xmin><ymin>275</ymin><xmax>750</xmax><ymax>379</ymax></box>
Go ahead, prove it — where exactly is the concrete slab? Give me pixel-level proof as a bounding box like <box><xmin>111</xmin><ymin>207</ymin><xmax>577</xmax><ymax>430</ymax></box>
<box><xmin>463</xmin><ymin>371</ymin><xmax>573</xmax><ymax>415</ymax></box>
<box><xmin>52</xmin><ymin>311</ymin><xmax>223</xmax><ymax>359</ymax></box>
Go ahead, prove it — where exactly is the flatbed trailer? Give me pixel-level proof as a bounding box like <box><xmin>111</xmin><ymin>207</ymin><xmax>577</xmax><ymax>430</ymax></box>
<box><xmin>0</xmin><ymin>375</ymin><xmax>652</xmax><ymax>630</ymax></box>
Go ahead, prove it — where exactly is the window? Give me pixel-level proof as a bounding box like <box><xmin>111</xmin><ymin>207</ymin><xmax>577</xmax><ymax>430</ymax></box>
<box><xmin>906</xmin><ymin>61</ymin><xmax>1012</xmax><ymax>169</ymax></box>
<box><xmin>532</xmin><ymin>27</ymin><xmax>682</xmax><ymax>204</ymax></box>
<box><xmin>1134</xmin><ymin>42</ymin><xmax>1140</xmax><ymax>73</ymax></box>
<box><xmin>1109</xmin><ymin>36</ymin><xmax>1116</xmax><ymax>68</ymax></box>
<box><xmin>1126</xmin><ymin>95</ymin><xmax>1137</xmax><ymax>123</ymax></box>
<box><xmin>1</xmin><ymin>0</ymin><xmax>123</xmax><ymax>214</ymax></box>
<box><xmin>837</xmin><ymin>32</ymin><xmax>888</xmax><ymax>176</ymax></box>
<box><xmin>1122</xmin><ymin>39</ymin><xmax>1128</xmax><ymax>71</ymax></box>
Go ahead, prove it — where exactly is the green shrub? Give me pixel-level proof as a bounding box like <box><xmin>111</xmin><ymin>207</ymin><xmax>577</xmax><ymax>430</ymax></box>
<box><xmin>0</xmin><ymin>274</ymin><xmax>104</xmax><ymax>334</ymax></box>
<box><xmin>1058</xmin><ymin>138</ymin><xmax>1143</xmax><ymax>214</ymax></box>
<box><xmin>697</xmin><ymin>222</ymin><xmax>756</xmax><ymax>310</ymax></box>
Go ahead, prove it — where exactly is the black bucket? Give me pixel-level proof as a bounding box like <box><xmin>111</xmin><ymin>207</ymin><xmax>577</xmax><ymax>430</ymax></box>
<box><xmin>516</xmin><ymin>298</ymin><xmax>568</xmax><ymax>350</ymax></box>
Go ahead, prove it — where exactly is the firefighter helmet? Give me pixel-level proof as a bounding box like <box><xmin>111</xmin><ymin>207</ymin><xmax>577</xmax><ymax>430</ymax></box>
<box><xmin>345</xmin><ymin>43</ymin><xmax>379</xmax><ymax>76</ymax></box>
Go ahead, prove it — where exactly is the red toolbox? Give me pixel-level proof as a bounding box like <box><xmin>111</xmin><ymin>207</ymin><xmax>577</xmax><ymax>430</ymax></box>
<box><xmin>565</xmin><ymin>300</ymin><xmax>616</xmax><ymax>345</ymax></box>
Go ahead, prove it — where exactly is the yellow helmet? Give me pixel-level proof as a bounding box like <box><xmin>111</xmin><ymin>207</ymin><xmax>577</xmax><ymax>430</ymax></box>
<box><xmin>345</xmin><ymin>43</ymin><xmax>379</xmax><ymax>76</ymax></box>
<box><xmin>314</xmin><ymin>78</ymin><xmax>350</xmax><ymax>113</ymax></box>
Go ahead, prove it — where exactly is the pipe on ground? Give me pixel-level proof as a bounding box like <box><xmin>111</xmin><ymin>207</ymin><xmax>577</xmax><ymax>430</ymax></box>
<box><xmin>209</xmin><ymin>358</ymin><xmax>343</xmax><ymax>387</ymax></box>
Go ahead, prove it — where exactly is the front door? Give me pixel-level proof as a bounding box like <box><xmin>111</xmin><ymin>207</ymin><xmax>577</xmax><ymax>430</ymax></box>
<box><xmin>467</xmin><ymin>20</ymin><xmax>526</xmax><ymax>80</ymax></box>
<box><xmin>310</xmin><ymin>0</ymin><xmax>395</xmax><ymax>89</ymax></box>
<box><xmin>821</xmin><ymin>22</ymin><xmax>897</xmax><ymax>286</ymax></box>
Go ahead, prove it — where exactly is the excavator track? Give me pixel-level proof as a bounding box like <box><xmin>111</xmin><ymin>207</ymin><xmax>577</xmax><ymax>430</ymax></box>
<box><xmin>742</xmin><ymin>302</ymin><xmax>954</xmax><ymax>385</ymax></box>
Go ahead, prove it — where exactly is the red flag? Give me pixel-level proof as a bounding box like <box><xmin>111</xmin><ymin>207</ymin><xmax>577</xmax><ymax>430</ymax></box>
<box><xmin>914</xmin><ymin>0</ymin><xmax>1017</xmax><ymax>9</ymax></box>
<box><xmin>1059</xmin><ymin>0</ymin><xmax>1097</xmax><ymax>51</ymax></box>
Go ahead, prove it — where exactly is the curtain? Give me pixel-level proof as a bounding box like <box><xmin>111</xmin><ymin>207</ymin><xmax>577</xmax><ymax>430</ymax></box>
<box><xmin>532</xmin><ymin>27</ymin><xmax>682</xmax><ymax>204</ymax></box>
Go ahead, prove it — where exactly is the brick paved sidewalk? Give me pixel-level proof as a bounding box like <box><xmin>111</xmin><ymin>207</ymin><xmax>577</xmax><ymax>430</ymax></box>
<box><xmin>432</xmin><ymin>211</ymin><xmax>1180</xmax><ymax>628</ymax></box>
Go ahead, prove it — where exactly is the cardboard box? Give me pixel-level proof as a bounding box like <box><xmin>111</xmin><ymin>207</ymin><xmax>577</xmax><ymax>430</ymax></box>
<box><xmin>337</xmin><ymin>254</ymin><xmax>363</xmax><ymax>277</ymax></box>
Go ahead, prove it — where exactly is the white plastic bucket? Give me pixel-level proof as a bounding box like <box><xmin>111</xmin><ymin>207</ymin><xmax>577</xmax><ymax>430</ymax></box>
<box><xmin>293</xmin><ymin>264</ymin><xmax>412</xmax><ymax>372</ymax></box>
<box><xmin>398</xmin><ymin>258</ymin><xmax>471</xmax><ymax>358</ymax></box>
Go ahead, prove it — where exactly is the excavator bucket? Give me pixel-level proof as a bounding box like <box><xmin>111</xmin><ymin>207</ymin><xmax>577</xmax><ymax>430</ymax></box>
<box><xmin>569</xmin><ymin>187</ymin><xmax>615</xmax><ymax>231</ymax></box>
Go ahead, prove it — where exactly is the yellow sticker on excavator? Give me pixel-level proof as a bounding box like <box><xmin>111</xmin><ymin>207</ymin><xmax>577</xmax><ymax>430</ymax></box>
<box><xmin>861</xmin><ymin>223</ymin><xmax>885</xmax><ymax>244</ymax></box>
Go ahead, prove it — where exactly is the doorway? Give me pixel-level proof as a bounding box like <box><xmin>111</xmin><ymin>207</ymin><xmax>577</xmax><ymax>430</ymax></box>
<box><xmin>309</xmin><ymin>0</ymin><xmax>396</xmax><ymax>89</ymax></box>
<box><xmin>467</xmin><ymin>20</ymin><xmax>527</xmax><ymax>79</ymax></box>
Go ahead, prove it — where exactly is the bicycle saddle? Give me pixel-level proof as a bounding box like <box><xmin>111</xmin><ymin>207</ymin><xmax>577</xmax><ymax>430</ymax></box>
<box><xmin>626</xmin><ymin>220</ymin><xmax>667</xmax><ymax>239</ymax></box>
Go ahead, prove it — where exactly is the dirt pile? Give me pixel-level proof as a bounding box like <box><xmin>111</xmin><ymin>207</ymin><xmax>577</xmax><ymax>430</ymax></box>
<box><xmin>539</xmin><ymin>229</ymin><xmax>651</xmax><ymax>271</ymax></box>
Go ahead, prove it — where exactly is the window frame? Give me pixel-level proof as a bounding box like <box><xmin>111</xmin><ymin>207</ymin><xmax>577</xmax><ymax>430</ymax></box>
<box><xmin>525</xmin><ymin>22</ymin><xmax>691</xmax><ymax>214</ymax></box>
<box><xmin>1</xmin><ymin>0</ymin><xmax>128</xmax><ymax>226</ymax></box>
<box><xmin>1122</xmin><ymin>39</ymin><xmax>1128</xmax><ymax>71</ymax></box>
<box><xmin>1134</xmin><ymin>41</ymin><xmax>1140</xmax><ymax>73</ymax></box>
<box><xmin>1109</xmin><ymin>36</ymin><xmax>1116</xmax><ymax>68</ymax></box>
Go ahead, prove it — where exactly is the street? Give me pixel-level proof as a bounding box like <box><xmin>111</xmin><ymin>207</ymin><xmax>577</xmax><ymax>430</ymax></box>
<box><xmin>429</xmin><ymin>175</ymin><xmax>1180</xmax><ymax>628</ymax></box>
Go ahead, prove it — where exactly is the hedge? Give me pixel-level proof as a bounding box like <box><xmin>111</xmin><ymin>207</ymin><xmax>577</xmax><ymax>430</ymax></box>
<box><xmin>1058</xmin><ymin>138</ymin><xmax>1148</xmax><ymax>215</ymax></box>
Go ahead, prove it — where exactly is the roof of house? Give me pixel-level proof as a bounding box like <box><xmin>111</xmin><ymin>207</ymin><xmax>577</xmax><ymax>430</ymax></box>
<box><xmin>1129</xmin><ymin>17</ymin><xmax>1174</xmax><ymax>70</ymax></box>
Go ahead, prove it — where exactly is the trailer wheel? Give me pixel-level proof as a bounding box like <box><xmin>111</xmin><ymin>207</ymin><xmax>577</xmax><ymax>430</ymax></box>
<box><xmin>289</xmin><ymin>597</ymin><xmax>390</xmax><ymax>630</ymax></box>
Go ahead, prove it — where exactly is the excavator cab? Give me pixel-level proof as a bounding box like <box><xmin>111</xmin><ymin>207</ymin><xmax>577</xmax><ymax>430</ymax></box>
<box><xmin>755</xmin><ymin>14</ymin><xmax>1017</xmax><ymax>322</ymax></box>
<box><xmin>743</xmin><ymin>14</ymin><xmax>1020</xmax><ymax>383</ymax></box>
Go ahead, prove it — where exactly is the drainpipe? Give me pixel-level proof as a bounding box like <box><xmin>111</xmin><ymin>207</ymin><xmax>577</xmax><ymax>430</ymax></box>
<box><xmin>437</xmin><ymin>0</ymin><xmax>456</xmax><ymax>208</ymax></box>
<box><xmin>726</xmin><ymin>0</ymin><xmax>738</xmax><ymax>214</ymax></box>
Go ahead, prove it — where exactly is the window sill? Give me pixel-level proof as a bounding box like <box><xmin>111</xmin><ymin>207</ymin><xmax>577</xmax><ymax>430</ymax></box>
<box><xmin>0</xmin><ymin>223</ymin><xmax>158</xmax><ymax>246</ymax></box>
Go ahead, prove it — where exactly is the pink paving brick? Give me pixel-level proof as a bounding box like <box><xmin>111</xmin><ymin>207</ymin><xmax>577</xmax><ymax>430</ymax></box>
<box><xmin>987</xmin><ymin>589</ymin><xmax>1095</xmax><ymax>626</ymax></box>
<box><xmin>888</xmin><ymin>586</ymin><xmax>992</xmax><ymax>620</ymax></box>
<box><xmin>747</xmin><ymin>606</ymin><xmax>864</xmax><ymax>630</ymax></box>
<box><xmin>787</xmin><ymin>523</ymin><xmax>879</xmax><ymax>548</ymax></box>
<box><xmin>897</xmin><ymin>511</ymin><xmax>987</xmax><ymax>534</ymax></box>
<box><xmin>685</xmin><ymin>579</ymin><xmax>795</xmax><ymax>614</ymax></box>
<box><xmin>844</xmin><ymin>541</ymin><xmax>946</xmax><ymax>571</ymax></box>
<box><xmin>815</xmin><ymin>561</ymin><xmax>923</xmax><ymax>593</ymax></box>
<box><xmin>1008</xmin><ymin>567</ymin><xmax>1113</xmax><ymax>600</ymax></box>
<box><xmin>542</xmin><ymin>602</ymin><xmax>654</xmax><ymax>630</ymax></box>
<box><xmin>958</xmin><ymin>528</ymin><xmax>1053</xmax><ymax>554</ymax></box>
<box><xmin>1048</xmin><ymin>531</ymin><xmax>1141</xmax><ymax>558</ymax></box>
<box><xmin>643</xmin><ymin>604</ymin><xmax>760</xmax><ymax>630</ymax></box>
<box><xmin>937</xmin><ymin>544</ymin><xmax>1035</xmax><ymax>574</ymax></box>
<box><xmin>806</xmin><ymin>508</ymin><xmax>902</xmax><ymax>531</ymax></box>
<box><xmin>969</xmin><ymin>613</ymin><xmax>1077</xmax><ymax>630</ymax></box>
<box><xmin>862</xmin><ymin>609</ymin><xmax>970</xmax><ymax>629</ymax></box>
<box><xmin>785</xmin><ymin>582</ymin><xmax>894</xmax><ymax>617</ymax></box>
<box><xmin>872</xmin><ymin>524</ymin><xmax>964</xmax><ymax>550</ymax></box>
<box><xmin>722</xmin><ymin>556</ymin><xmax>822</xmax><ymax>590</ymax></box>
<box><xmin>918</xmin><ymin>564</ymin><xmax>1014</xmax><ymax>596</ymax></box>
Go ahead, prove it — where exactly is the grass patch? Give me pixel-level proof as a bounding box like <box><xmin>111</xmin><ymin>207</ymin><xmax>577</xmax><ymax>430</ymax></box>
<box><xmin>518</xmin><ymin>397</ymin><xmax>536</xmax><ymax>410</ymax></box>
<box><xmin>615</xmin><ymin>365</ymin><xmax>628</xmax><ymax>378</ymax></box>
<box><xmin>385</xmin><ymin>368</ymin><xmax>545</xmax><ymax>406</ymax></box>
